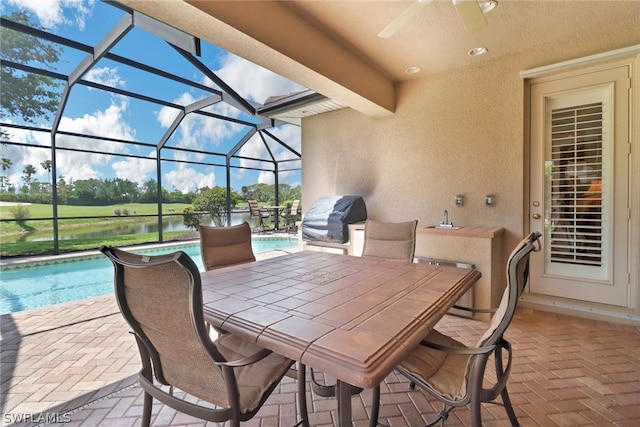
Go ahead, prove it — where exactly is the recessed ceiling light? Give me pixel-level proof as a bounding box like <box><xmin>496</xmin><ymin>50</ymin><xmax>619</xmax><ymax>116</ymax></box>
<box><xmin>468</xmin><ymin>47</ymin><xmax>488</xmax><ymax>56</ymax></box>
<box><xmin>479</xmin><ymin>1</ymin><xmax>498</xmax><ymax>13</ymax></box>
<box><xmin>405</xmin><ymin>66</ymin><xmax>421</xmax><ymax>74</ymax></box>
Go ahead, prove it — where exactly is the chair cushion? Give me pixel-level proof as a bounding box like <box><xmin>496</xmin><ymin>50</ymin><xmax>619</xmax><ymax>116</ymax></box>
<box><xmin>398</xmin><ymin>329</ymin><xmax>471</xmax><ymax>401</ymax></box>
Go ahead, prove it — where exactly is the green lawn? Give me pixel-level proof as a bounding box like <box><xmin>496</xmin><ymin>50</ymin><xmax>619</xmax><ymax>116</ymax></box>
<box><xmin>0</xmin><ymin>230</ymin><xmax>193</xmax><ymax>257</ymax></box>
<box><xmin>0</xmin><ymin>202</ymin><xmax>191</xmax><ymax>220</ymax></box>
<box><xmin>0</xmin><ymin>203</ymin><xmax>194</xmax><ymax>257</ymax></box>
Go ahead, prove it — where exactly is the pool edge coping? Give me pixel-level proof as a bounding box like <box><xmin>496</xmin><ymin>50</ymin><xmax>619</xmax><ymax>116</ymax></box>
<box><xmin>1</xmin><ymin>235</ymin><xmax>301</xmax><ymax>271</ymax></box>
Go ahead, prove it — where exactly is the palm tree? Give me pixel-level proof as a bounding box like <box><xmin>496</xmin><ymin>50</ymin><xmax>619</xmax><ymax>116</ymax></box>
<box><xmin>41</xmin><ymin>160</ymin><xmax>52</xmax><ymax>181</ymax></box>
<box><xmin>41</xmin><ymin>160</ymin><xmax>52</xmax><ymax>193</ymax></box>
<box><xmin>22</xmin><ymin>164</ymin><xmax>37</xmax><ymax>193</ymax></box>
<box><xmin>1</xmin><ymin>157</ymin><xmax>12</xmax><ymax>172</ymax></box>
<box><xmin>1</xmin><ymin>157</ymin><xmax>13</xmax><ymax>192</ymax></box>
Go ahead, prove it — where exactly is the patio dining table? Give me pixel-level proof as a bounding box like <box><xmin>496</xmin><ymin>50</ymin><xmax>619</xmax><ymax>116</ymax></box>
<box><xmin>263</xmin><ymin>205</ymin><xmax>286</xmax><ymax>230</ymax></box>
<box><xmin>201</xmin><ymin>251</ymin><xmax>481</xmax><ymax>426</ymax></box>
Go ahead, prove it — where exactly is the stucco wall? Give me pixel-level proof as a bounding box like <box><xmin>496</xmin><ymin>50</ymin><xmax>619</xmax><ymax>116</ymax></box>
<box><xmin>301</xmin><ymin>16</ymin><xmax>639</xmax><ymax>267</ymax></box>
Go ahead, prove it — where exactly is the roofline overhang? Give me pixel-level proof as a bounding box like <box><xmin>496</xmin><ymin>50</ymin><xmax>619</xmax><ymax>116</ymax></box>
<box><xmin>257</xmin><ymin>90</ymin><xmax>327</xmax><ymax>117</ymax></box>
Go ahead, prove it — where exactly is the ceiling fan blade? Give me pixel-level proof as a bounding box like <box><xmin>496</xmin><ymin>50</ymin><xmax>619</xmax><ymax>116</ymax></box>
<box><xmin>378</xmin><ymin>1</ymin><xmax>427</xmax><ymax>38</ymax></box>
<box><xmin>452</xmin><ymin>0</ymin><xmax>487</xmax><ymax>33</ymax></box>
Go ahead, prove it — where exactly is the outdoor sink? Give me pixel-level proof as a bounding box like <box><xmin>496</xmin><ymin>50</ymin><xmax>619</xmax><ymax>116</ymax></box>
<box><xmin>427</xmin><ymin>225</ymin><xmax>462</xmax><ymax>230</ymax></box>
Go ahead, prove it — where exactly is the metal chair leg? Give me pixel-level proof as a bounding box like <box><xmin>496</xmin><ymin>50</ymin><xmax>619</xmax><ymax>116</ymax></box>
<box><xmin>470</xmin><ymin>394</ymin><xmax>482</xmax><ymax>427</ymax></box>
<box><xmin>141</xmin><ymin>391</ymin><xmax>153</xmax><ymax>427</ymax></box>
<box><xmin>501</xmin><ymin>386</ymin><xmax>520</xmax><ymax>426</ymax></box>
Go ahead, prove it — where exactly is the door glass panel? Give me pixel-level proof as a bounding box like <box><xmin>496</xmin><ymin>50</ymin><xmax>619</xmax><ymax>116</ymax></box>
<box><xmin>544</xmin><ymin>88</ymin><xmax>610</xmax><ymax>281</ymax></box>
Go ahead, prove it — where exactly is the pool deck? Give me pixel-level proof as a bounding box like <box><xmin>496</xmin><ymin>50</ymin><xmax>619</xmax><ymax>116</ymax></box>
<box><xmin>2</xmin><ymin>248</ymin><xmax>640</xmax><ymax>426</ymax></box>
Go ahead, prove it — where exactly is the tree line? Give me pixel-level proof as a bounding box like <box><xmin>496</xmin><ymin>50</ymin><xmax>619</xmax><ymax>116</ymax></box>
<box><xmin>0</xmin><ymin>161</ymin><xmax>192</xmax><ymax>205</ymax></box>
<box><xmin>0</xmin><ymin>163</ymin><xmax>300</xmax><ymax>210</ymax></box>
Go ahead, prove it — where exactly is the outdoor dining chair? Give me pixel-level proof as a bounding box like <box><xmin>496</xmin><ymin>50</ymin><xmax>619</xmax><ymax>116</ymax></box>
<box><xmin>281</xmin><ymin>199</ymin><xmax>301</xmax><ymax>233</ymax></box>
<box><xmin>248</xmin><ymin>199</ymin><xmax>272</xmax><ymax>233</ymax></box>
<box><xmin>101</xmin><ymin>246</ymin><xmax>309</xmax><ymax>427</ymax></box>
<box><xmin>361</xmin><ymin>219</ymin><xmax>418</xmax><ymax>261</ymax></box>
<box><xmin>369</xmin><ymin>231</ymin><xmax>541</xmax><ymax>427</ymax></box>
<box><xmin>199</xmin><ymin>222</ymin><xmax>256</xmax><ymax>271</ymax></box>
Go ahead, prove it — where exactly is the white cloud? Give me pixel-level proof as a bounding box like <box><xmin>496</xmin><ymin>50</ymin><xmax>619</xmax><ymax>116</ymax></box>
<box><xmin>152</xmin><ymin>50</ymin><xmax>303</xmax><ymax>191</ymax></box>
<box><xmin>84</xmin><ymin>67</ymin><xmax>125</xmax><ymax>89</ymax></box>
<box><xmin>212</xmin><ymin>53</ymin><xmax>305</xmax><ymax>104</ymax></box>
<box><xmin>257</xmin><ymin>170</ymin><xmax>275</xmax><ymax>185</ymax></box>
<box><xmin>268</xmin><ymin>125</ymin><xmax>302</xmax><ymax>158</ymax></box>
<box><xmin>4</xmin><ymin>0</ymin><xmax>94</xmax><ymax>30</ymax></box>
<box><xmin>157</xmin><ymin>104</ymin><xmax>181</xmax><ymax>129</ymax></box>
<box><xmin>58</xmin><ymin>100</ymin><xmax>134</xmax><ymax>141</ymax></box>
<box><xmin>60</xmin><ymin>161</ymin><xmax>99</xmax><ymax>180</ymax></box>
<box><xmin>235</xmin><ymin>125</ymin><xmax>301</xmax><ymax>185</ymax></box>
<box><xmin>1</xmin><ymin>100</ymin><xmax>138</xmax><ymax>188</ymax></box>
<box><xmin>236</xmin><ymin>133</ymin><xmax>270</xmax><ymax>169</ymax></box>
<box><xmin>164</xmin><ymin>165</ymin><xmax>215</xmax><ymax>194</ymax></box>
<box><xmin>112</xmin><ymin>155</ymin><xmax>156</xmax><ymax>183</ymax></box>
<box><xmin>156</xmin><ymin>92</ymin><xmax>246</xmax><ymax>158</ymax></box>
<box><xmin>54</xmin><ymin>101</ymin><xmax>136</xmax><ymax>181</ymax></box>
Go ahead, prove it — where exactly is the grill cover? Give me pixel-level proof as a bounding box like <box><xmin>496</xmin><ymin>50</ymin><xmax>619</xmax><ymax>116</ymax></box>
<box><xmin>302</xmin><ymin>196</ymin><xmax>367</xmax><ymax>244</ymax></box>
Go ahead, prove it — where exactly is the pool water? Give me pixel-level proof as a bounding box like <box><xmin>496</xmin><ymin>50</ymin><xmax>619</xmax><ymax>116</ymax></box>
<box><xmin>0</xmin><ymin>238</ymin><xmax>298</xmax><ymax>315</ymax></box>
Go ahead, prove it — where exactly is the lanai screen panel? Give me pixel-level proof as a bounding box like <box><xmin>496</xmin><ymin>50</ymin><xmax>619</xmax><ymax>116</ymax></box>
<box><xmin>0</xmin><ymin>0</ymin><xmax>306</xmax><ymax>255</ymax></box>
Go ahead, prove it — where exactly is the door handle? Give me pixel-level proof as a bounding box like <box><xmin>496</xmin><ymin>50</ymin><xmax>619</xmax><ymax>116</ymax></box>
<box><xmin>532</xmin><ymin>213</ymin><xmax>541</xmax><ymax>220</ymax></box>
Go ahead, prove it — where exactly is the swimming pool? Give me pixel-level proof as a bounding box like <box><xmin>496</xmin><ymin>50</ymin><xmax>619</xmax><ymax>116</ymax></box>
<box><xmin>0</xmin><ymin>237</ymin><xmax>298</xmax><ymax>315</ymax></box>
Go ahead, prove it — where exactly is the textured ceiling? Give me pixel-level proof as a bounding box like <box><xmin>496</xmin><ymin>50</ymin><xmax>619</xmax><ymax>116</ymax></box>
<box><xmin>285</xmin><ymin>0</ymin><xmax>640</xmax><ymax>81</ymax></box>
<box><xmin>117</xmin><ymin>0</ymin><xmax>640</xmax><ymax>116</ymax></box>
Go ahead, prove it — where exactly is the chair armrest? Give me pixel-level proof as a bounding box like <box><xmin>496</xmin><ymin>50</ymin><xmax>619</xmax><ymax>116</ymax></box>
<box><xmin>419</xmin><ymin>339</ymin><xmax>496</xmax><ymax>356</ymax></box>
<box><xmin>215</xmin><ymin>348</ymin><xmax>273</xmax><ymax>368</ymax></box>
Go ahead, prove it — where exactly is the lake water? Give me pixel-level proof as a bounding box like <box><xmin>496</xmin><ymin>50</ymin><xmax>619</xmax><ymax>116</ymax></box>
<box><xmin>7</xmin><ymin>212</ymin><xmax>258</xmax><ymax>242</ymax></box>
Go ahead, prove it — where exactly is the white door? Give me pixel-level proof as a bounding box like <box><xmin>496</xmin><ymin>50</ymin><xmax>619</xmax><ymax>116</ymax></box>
<box><xmin>529</xmin><ymin>63</ymin><xmax>630</xmax><ymax>306</ymax></box>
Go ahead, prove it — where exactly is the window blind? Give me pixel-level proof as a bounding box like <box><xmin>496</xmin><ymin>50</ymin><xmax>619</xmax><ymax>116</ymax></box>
<box><xmin>549</xmin><ymin>102</ymin><xmax>603</xmax><ymax>266</ymax></box>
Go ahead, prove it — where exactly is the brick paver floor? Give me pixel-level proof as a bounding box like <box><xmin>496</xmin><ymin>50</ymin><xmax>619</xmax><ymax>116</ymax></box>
<box><xmin>2</xmin><ymin>252</ymin><xmax>639</xmax><ymax>426</ymax></box>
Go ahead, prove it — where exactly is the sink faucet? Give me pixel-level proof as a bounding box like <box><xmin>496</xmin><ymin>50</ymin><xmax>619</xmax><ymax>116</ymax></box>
<box><xmin>441</xmin><ymin>210</ymin><xmax>452</xmax><ymax>226</ymax></box>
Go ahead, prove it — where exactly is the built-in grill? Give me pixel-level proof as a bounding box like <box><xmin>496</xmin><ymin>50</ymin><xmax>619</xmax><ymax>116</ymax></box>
<box><xmin>302</xmin><ymin>196</ymin><xmax>367</xmax><ymax>244</ymax></box>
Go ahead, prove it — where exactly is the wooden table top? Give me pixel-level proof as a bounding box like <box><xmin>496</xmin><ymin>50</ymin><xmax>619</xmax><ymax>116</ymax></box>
<box><xmin>202</xmin><ymin>251</ymin><xmax>481</xmax><ymax>389</ymax></box>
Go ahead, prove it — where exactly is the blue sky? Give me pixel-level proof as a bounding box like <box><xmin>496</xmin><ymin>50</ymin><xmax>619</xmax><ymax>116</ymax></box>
<box><xmin>0</xmin><ymin>0</ymin><xmax>304</xmax><ymax>193</ymax></box>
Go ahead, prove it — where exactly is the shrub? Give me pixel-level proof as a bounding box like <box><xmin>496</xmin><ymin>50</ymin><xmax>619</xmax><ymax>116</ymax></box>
<box><xmin>182</xmin><ymin>207</ymin><xmax>201</xmax><ymax>230</ymax></box>
<box><xmin>9</xmin><ymin>204</ymin><xmax>31</xmax><ymax>221</ymax></box>
<box><xmin>192</xmin><ymin>187</ymin><xmax>237</xmax><ymax>227</ymax></box>
<box><xmin>9</xmin><ymin>205</ymin><xmax>32</xmax><ymax>230</ymax></box>
<box><xmin>114</xmin><ymin>208</ymin><xmax>121</xmax><ymax>216</ymax></box>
